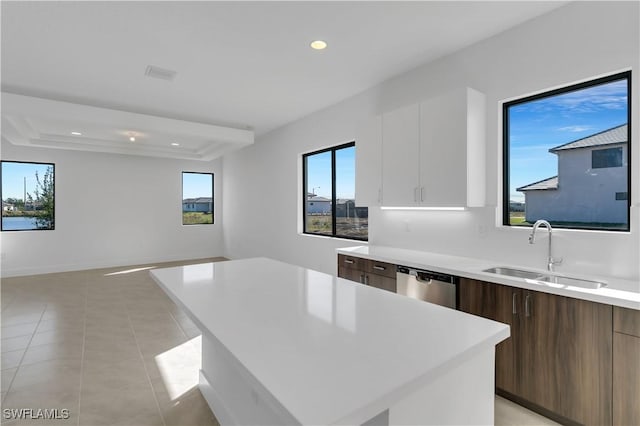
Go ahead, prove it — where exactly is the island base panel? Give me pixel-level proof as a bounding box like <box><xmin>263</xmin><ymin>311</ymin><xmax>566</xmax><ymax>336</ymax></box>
<box><xmin>388</xmin><ymin>347</ymin><xmax>495</xmax><ymax>425</ymax></box>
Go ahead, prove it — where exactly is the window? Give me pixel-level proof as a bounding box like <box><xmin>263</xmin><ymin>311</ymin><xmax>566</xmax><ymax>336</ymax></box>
<box><xmin>302</xmin><ymin>142</ymin><xmax>368</xmax><ymax>240</ymax></box>
<box><xmin>182</xmin><ymin>172</ymin><xmax>213</xmax><ymax>225</ymax></box>
<box><xmin>592</xmin><ymin>147</ymin><xmax>622</xmax><ymax>169</ymax></box>
<box><xmin>1</xmin><ymin>161</ymin><xmax>55</xmax><ymax>231</ymax></box>
<box><xmin>504</xmin><ymin>71</ymin><xmax>631</xmax><ymax>231</ymax></box>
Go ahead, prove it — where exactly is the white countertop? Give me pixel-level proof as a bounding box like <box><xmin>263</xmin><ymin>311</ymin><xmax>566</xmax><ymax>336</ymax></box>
<box><xmin>150</xmin><ymin>257</ymin><xmax>509</xmax><ymax>425</ymax></box>
<box><xmin>337</xmin><ymin>245</ymin><xmax>640</xmax><ymax>310</ymax></box>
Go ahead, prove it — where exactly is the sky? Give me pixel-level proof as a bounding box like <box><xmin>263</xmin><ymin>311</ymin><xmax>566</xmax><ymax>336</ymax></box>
<box><xmin>1</xmin><ymin>162</ymin><xmax>53</xmax><ymax>201</ymax></box>
<box><xmin>508</xmin><ymin>77</ymin><xmax>628</xmax><ymax>203</ymax></box>
<box><xmin>182</xmin><ymin>172</ymin><xmax>213</xmax><ymax>199</ymax></box>
<box><xmin>306</xmin><ymin>145</ymin><xmax>355</xmax><ymax>199</ymax></box>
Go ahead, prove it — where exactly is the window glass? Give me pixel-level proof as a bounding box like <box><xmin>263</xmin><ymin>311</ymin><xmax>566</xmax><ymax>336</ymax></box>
<box><xmin>303</xmin><ymin>143</ymin><xmax>368</xmax><ymax>240</ymax></box>
<box><xmin>1</xmin><ymin>161</ymin><xmax>55</xmax><ymax>231</ymax></box>
<box><xmin>335</xmin><ymin>145</ymin><xmax>367</xmax><ymax>239</ymax></box>
<box><xmin>304</xmin><ymin>150</ymin><xmax>333</xmax><ymax>236</ymax></box>
<box><xmin>592</xmin><ymin>148</ymin><xmax>622</xmax><ymax>169</ymax></box>
<box><xmin>182</xmin><ymin>172</ymin><xmax>213</xmax><ymax>225</ymax></box>
<box><xmin>504</xmin><ymin>72</ymin><xmax>630</xmax><ymax>231</ymax></box>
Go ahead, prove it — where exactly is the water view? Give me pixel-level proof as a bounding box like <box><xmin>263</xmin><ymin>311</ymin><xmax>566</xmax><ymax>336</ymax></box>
<box><xmin>2</xmin><ymin>216</ymin><xmax>39</xmax><ymax>231</ymax></box>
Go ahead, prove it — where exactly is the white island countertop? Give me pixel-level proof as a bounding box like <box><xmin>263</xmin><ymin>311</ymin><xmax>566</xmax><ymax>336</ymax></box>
<box><xmin>337</xmin><ymin>245</ymin><xmax>640</xmax><ymax>310</ymax></box>
<box><xmin>151</xmin><ymin>257</ymin><xmax>509</xmax><ymax>425</ymax></box>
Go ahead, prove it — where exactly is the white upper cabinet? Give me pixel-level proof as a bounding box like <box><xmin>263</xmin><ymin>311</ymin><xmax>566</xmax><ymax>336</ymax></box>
<box><xmin>355</xmin><ymin>115</ymin><xmax>382</xmax><ymax>206</ymax></box>
<box><xmin>374</xmin><ymin>87</ymin><xmax>486</xmax><ymax>208</ymax></box>
<box><xmin>419</xmin><ymin>87</ymin><xmax>486</xmax><ymax>207</ymax></box>
<box><xmin>381</xmin><ymin>103</ymin><xmax>420</xmax><ymax>207</ymax></box>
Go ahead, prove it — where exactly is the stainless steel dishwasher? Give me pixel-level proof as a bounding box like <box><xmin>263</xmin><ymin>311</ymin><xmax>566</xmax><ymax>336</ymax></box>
<box><xmin>396</xmin><ymin>266</ymin><xmax>458</xmax><ymax>309</ymax></box>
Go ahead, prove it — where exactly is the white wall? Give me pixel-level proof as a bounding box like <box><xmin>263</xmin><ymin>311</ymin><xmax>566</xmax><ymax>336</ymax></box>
<box><xmin>223</xmin><ymin>2</ymin><xmax>640</xmax><ymax>280</ymax></box>
<box><xmin>1</xmin><ymin>141</ymin><xmax>224</xmax><ymax>277</ymax></box>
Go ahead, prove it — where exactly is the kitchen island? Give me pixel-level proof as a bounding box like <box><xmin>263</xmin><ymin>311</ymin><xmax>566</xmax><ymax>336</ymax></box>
<box><xmin>150</xmin><ymin>258</ymin><xmax>509</xmax><ymax>425</ymax></box>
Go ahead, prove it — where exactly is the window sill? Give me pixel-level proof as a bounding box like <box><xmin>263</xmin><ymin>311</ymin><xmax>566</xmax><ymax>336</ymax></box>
<box><xmin>299</xmin><ymin>232</ymin><xmax>369</xmax><ymax>244</ymax></box>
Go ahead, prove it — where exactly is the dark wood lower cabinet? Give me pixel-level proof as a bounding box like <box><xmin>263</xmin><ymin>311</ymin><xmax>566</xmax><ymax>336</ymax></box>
<box><xmin>459</xmin><ymin>278</ymin><xmax>613</xmax><ymax>426</ymax></box>
<box><xmin>337</xmin><ymin>254</ymin><xmax>396</xmax><ymax>293</ymax></box>
<box><xmin>613</xmin><ymin>307</ymin><xmax>640</xmax><ymax>425</ymax></box>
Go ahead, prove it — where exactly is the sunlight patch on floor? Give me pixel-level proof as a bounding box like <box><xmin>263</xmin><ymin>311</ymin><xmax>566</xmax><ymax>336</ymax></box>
<box><xmin>154</xmin><ymin>337</ymin><xmax>201</xmax><ymax>400</ymax></box>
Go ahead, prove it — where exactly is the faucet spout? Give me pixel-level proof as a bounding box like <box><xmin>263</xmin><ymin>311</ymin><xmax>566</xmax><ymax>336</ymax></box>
<box><xmin>529</xmin><ymin>220</ymin><xmax>563</xmax><ymax>271</ymax></box>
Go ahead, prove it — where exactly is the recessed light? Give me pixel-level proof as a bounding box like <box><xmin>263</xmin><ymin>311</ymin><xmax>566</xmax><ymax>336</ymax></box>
<box><xmin>310</xmin><ymin>40</ymin><xmax>327</xmax><ymax>50</ymax></box>
<box><xmin>71</xmin><ymin>131</ymin><xmax>82</xmax><ymax>136</ymax></box>
<box><xmin>171</xmin><ymin>143</ymin><xmax>180</xmax><ymax>146</ymax></box>
<box><xmin>129</xmin><ymin>136</ymin><xmax>136</xmax><ymax>142</ymax></box>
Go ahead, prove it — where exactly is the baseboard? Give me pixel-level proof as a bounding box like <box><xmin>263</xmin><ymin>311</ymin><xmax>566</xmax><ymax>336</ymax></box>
<box><xmin>495</xmin><ymin>388</ymin><xmax>579</xmax><ymax>426</ymax></box>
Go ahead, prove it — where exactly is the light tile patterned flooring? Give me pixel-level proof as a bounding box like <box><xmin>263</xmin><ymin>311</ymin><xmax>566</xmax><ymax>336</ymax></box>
<box><xmin>1</xmin><ymin>258</ymin><xmax>558</xmax><ymax>426</ymax></box>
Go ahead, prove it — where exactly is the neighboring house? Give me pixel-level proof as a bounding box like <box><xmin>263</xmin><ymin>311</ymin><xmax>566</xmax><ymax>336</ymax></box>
<box><xmin>24</xmin><ymin>201</ymin><xmax>43</xmax><ymax>211</ymax></box>
<box><xmin>336</xmin><ymin>199</ymin><xmax>368</xmax><ymax>218</ymax></box>
<box><xmin>2</xmin><ymin>202</ymin><xmax>15</xmax><ymax>212</ymax></box>
<box><xmin>306</xmin><ymin>196</ymin><xmax>331</xmax><ymax>214</ymax></box>
<box><xmin>517</xmin><ymin>124</ymin><xmax>628</xmax><ymax>225</ymax></box>
<box><xmin>182</xmin><ymin>197</ymin><xmax>212</xmax><ymax>213</ymax></box>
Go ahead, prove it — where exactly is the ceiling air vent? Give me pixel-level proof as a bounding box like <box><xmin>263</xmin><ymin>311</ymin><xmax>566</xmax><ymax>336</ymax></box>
<box><xmin>144</xmin><ymin>65</ymin><xmax>177</xmax><ymax>81</ymax></box>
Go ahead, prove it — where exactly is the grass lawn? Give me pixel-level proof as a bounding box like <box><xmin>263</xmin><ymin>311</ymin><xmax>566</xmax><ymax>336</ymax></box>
<box><xmin>509</xmin><ymin>212</ymin><xmax>529</xmax><ymax>226</ymax></box>
<box><xmin>183</xmin><ymin>212</ymin><xmax>213</xmax><ymax>225</ymax></box>
<box><xmin>305</xmin><ymin>214</ymin><xmax>368</xmax><ymax>239</ymax></box>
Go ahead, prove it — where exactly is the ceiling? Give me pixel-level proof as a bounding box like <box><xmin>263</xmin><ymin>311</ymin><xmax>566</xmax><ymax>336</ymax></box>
<box><xmin>1</xmin><ymin>1</ymin><xmax>566</xmax><ymax>159</ymax></box>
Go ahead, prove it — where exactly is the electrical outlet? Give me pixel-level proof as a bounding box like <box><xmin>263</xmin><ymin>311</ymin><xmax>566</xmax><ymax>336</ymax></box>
<box><xmin>478</xmin><ymin>224</ymin><xmax>487</xmax><ymax>238</ymax></box>
<box><xmin>403</xmin><ymin>220</ymin><xmax>411</xmax><ymax>232</ymax></box>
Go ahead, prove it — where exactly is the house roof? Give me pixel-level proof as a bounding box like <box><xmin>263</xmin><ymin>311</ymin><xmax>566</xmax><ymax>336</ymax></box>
<box><xmin>308</xmin><ymin>196</ymin><xmax>331</xmax><ymax>202</ymax></box>
<box><xmin>517</xmin><ymin>176</ymin><xmax>558</xmax><ymax>192</ymax></box>
<box><xmin>182</xmin><ymin>197</ymin><xmax>212</xmax><ymax>203</ymax></box>
<box><xmin>549</xmin><ymin>124</ymin><xmax>627</xmax><ymax>153</ymax></box>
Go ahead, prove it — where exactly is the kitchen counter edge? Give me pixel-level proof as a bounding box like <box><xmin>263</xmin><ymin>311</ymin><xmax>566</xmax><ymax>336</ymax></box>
<box><xmin>336</xmin><ymin>246</ymin><xmax>640</xmax><ymax>310</ymax></box>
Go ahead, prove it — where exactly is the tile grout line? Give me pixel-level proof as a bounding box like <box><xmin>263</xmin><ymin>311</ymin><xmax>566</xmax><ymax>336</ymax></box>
<box><xmin>75</xmin><ymin>278</ymin><xmax>88</xmax><ymax>426</ymax></box>
<box><xmin>125</xmin><ymin>274</ymin><xmax>168</xmax><ymax>426</ymax></box>
<box><xmin>3</xmin><ymin>301</ymin><xmax>48</xmax><ymax>399</ymax></box>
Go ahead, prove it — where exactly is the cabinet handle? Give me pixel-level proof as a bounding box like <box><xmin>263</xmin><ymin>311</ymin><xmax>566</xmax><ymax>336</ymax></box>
<box><xmin>373</xmin><ymin>265</ymin><xmax>386</xmax><ymax>271</ymax></box>
<box><xmin>344</xmin><ymin>259</ymin><xmax>354</xmax><ymax>264</ymax></box>
<box><xmin>414</xmin><ymin>187</ymin><xmax>418</xmax><ymax>202</ymax></box>
<box><xmin>420</xmin><ymin>187</ymin><xmax>424</xmax><ymax>202</ymax></box>
<box><xmin>360</xmin><ymin>274</ymin><xmax>365</xmax><ymax>284</ymax></box>
<box><xmin>525</xmin><ymin>294</ymin><xmax>532</xmax><ymax>318</ymax></box>
<box><xmin>512</xmin><ymin>292</ymin><xmax>518</xmax><ymax>315</ymax></box>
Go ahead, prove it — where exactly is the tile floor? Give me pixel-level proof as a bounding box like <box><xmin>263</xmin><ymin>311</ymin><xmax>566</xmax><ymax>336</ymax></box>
<box><xmin>1</xmin><ymin>258</ymin><xmax>558</xmax><ymax>426</ymax></box>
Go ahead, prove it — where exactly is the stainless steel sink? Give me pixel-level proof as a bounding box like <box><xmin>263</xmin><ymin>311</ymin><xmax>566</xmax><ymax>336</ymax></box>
<box><xmin>482</xmin><ymin>267</ymin><xmax>544</xmax><ymax>280</ymax></box>
<box><xmin>535</xmin><ymin>274</ymin><xmax>607</xmax><ymax>289</ymax></box>
<box><xmin>482</xmin><ymin>267</ymin><xmax>607</xmax><ymax>289</ymax></box>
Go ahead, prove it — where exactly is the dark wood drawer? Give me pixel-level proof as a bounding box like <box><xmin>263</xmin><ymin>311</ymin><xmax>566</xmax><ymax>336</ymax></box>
<box><xmin>364</xmin><ymin>259</ymin><xmax>396</xmax><ymax>279</ymax></box>
<box><xmin>338</xmin><ymin>254</ymin><xmax>364</xmax><ymax>271</ymax></box>
<box><xmin>366</xmin><ymin>273</ymin><xmax>397</xmax><ymax>293</ymax></box>
<box><xmin>614</xmin><ymin>306</ymin><xmax>640</xmax><ymax>337</ymax></box>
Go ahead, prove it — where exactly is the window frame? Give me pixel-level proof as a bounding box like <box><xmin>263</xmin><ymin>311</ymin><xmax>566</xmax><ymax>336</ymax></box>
<box><xmin>1</xmin><ymin>160</ymin><xmax>56</xmax><ymax>232</ymax></box>
<box><xmin>181</xmin><ymin>171</ymin><xmax>214</xmax><ymax>226</ymax></box>
<box><xmin>502</xmin><ymin>71</ymin><xmax>632</xmax><ymax>232</ymax></box>
<box><xmin>302</xmin><ymin>141</ymin><xmax>367</xmax><ymax>241</ymax></box>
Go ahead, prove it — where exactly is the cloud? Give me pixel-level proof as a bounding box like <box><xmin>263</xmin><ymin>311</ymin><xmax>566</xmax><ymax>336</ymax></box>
<box><xmin>512</xmin><ymin>79</ymin><xmax>628</xmax><ymax>114</ymax></box>
<box><xmin>556</xmin><ymin>125</ymin><xmax>594</xmax><ymax>132</ymax></box>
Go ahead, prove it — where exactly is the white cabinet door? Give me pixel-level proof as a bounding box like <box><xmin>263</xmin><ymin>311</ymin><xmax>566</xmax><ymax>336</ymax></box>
<box><xmin>419</xmin><ymin>87</ymin><xmax>486</xmax><ymax>207</ymax></box>
<box><xmin>419</xmin><ymin>89</ymin><xmax>467</xmax><ymax>207</ymax></box>
<box><xmin>355</xmin><ymin>115</ymin><xmax>382</xmax><ymax>206</ymax></box>
<box><xmin>381</xmin><ymin>103</ymin><xmax>420</xmax><ymax>207</ymax></box>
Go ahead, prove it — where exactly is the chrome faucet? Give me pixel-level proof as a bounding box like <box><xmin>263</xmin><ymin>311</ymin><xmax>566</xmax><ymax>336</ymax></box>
<box><xmin>529</xmin><ymin>220</ymin><xmax>563</xmax><ymax>272</ymax></box>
